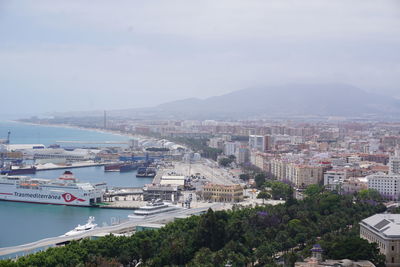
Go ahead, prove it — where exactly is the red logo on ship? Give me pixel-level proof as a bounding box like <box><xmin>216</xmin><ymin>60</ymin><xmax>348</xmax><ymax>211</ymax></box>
<box><xmin>62</xmin><ymin>193</ymin><xmax>85</xmax><ymax>203</ymax></box>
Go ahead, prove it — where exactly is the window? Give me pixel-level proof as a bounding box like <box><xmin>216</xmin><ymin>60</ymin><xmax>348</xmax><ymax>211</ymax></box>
<box><xmin>392</xmin><ymin>245</ymin><xmax>395</xmax><ymax>251</ymax></box>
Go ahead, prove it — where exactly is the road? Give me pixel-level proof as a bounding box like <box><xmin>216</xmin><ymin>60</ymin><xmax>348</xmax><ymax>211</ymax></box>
<box><xmin>170</xmin><ymin>161</ymin><xmax>237</xmax><ymax>185</ymax></box>
<box><xmin>0</xmin><ymin>203</ymin><xmax>222</xmax><ymax>259</ymax></box>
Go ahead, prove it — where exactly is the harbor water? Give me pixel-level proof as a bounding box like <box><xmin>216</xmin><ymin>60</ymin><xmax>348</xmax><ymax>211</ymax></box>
<box><xmin>0</xmin><ymin>121</ymin><xmax>152</xmax><ymax>248</ymax></box>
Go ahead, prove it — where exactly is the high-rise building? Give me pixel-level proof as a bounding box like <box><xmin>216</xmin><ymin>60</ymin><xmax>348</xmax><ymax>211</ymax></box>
<box><xmin>224</xmin><ymin>142</ymin><xmax>237</xmax><ymax>156</ymax></box>
<box><xmin>389</xmin><ymin>152</ymin><xmax>400</xmax><ymax>175</ymax></box>
<box><xmin>235</xmin><ymin>146</ymin><xmax>249</xmax><ymax>164</ymax></box>
<box><xmin>249</xmin><ymin>135</ymin><xmax>272</xmax><ymax>152</ymax></box>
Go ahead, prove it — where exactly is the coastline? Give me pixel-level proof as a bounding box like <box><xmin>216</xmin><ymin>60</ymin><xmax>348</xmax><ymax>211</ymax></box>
<box><xmin>9</xmin><ymin>120</ymin><xmax>139</xmax><ymax>141</ymax></box>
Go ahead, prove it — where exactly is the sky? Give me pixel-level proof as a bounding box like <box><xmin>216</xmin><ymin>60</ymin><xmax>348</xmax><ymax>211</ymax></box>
<box><xmin>0</xmin><ymin>0</ymin><xmax>399</xmax><ymax>116</ymax></box>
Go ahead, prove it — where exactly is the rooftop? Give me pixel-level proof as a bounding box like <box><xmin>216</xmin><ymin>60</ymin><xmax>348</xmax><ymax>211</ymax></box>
<box><xmin>360</xmin><ymin>213</ymin><xmax>400</xmax><ymax>239</ymax></box>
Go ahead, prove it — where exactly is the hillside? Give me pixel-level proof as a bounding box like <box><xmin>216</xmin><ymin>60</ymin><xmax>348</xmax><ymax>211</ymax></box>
<box><xmin>55</xmin><ymin>84</ymin><xmax>400</xmax><ymax>120</ymax></box>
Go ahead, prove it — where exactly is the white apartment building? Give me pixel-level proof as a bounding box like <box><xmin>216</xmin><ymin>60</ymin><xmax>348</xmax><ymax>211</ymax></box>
<box><xmin>208</xmin><ymin>137</ymin><xmax>224</xmax><ymax>150</ymax></box>
<box><xmin>367</xmin><ymin>155</ymin><xmax>400</xmax><ymax>200</ymax></box>
<box><xmin>324</xmin><ymin>170</ymin><xmax>347</xmax><ymax>191</ymax></box>
<box><xmin>253</xmin><ymin>152</ymin><xmax>270</xmax><ymax>172</ymax></box>
<box><xmin>224</xmin><ymin>142</ymin><xmax>237</xmax><ymax>156</ymax></box>
<box><xmin>389</xmin><ymin>155</ymin><xmax>400</xmax><ymax>175</ymax></box>
<box><xmin>235</xmin><ymin>147</ymin><xmax>249</xmax><ymax>164</ymax></box>
<box><xmin>360</xmin><ymin>214</ymin><xmax>400</xmax><ymax>267</ymax></box>
<box><xmin>367</xmin><ymin>173</ymin><xmax>400</xmax><ymax>200</ymax></box>
<box><xmin>270</xmin><ymin>159</ymin><xmax>287</xmax><ymax>180</ymax></box>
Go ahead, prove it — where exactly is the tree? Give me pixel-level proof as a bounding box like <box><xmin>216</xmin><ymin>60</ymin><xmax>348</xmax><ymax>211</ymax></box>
<box><xmin>304</xmin><ymin>184</ymin><xmax>324</xmax><ymax>198</ymax></box>
<box><xmin>255</xmin><ymin>173</ymin><xmax>266</xmax><ymax>188</ymax></box>
<box><xmin>358</xmin><ymin>189</ymin><xmax>382</xmax><ymax>202</ymax></box>
<box><xmin>228</xmin><ymin>155</ymin><xmax>236</xmax><ymax>161</ymax></box>
<box><xmin>2</xmin><ymin>191</ymin><xmax>387</xmax><ymax>267</ymax></box>
<box><xmin>257</xmin><ymin>191</ymin><xmax>271</xmax><ymax>203</ymax></box>
<box><xmin>219</xmin><ymin>157</ymin><xmax>233</xmax><ymax>167</ymax></box>
<box><xmin>322</xmin><ymin>236</ymin><xmax>386</xmax><ymax>267</ymax></box>
<box><xmin>239</xmin><ymin>173</ymin><xmax>250</xmax><ymax>181</ymax></box>
<box><xmin>267</xmin><ymin>181</ymin><xmax>293</xmax><ymax>200</ymax></box>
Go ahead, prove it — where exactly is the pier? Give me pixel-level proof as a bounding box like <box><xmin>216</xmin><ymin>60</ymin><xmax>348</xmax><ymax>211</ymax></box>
<box><xmin>35</xmin><ymin>161</ymin><xmax>106</xmax><ymax>171</ymax></box>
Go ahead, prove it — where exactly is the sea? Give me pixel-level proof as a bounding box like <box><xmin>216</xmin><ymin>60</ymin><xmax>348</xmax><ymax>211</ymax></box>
<box><xmin>0</xmin><ymin>121</ymin><xmax>153</xmax><ymax>248</ymax></box>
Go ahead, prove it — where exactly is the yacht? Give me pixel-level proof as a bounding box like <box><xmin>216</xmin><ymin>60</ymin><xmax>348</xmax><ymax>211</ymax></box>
<box><xmin>128</xmin><ymin>199</ymin><xmax>178</xmax><ymax>219</ymax></box>
<box><xmin>63</xmin><ymin>216</ymin><xmax>97</xmax><ymax>236</ymax></box>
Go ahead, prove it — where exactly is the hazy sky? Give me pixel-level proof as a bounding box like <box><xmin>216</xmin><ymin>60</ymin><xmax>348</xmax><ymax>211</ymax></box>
<box><xmin>0</xmin><ymin>0</ymin><xmax>399</xmax><ymax>115</ymax></box>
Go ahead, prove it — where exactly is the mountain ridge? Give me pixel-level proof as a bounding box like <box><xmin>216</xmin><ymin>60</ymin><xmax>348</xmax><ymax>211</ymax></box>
<box><xmin>54</xmin><ymin>83</ymin><xmax>400</xmax><ymax>119</ymax></box>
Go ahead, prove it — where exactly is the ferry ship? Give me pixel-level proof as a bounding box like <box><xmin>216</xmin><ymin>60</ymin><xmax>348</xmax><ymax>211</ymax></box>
<box><xmin>128</xmin><ymin>199</ymin><xmax>178</xmax><ymax>219</ymax></box>
<box><xmin>0</xmin><ymin>171</ymin><xmax>104</xmax><ymax>207</ymax></box>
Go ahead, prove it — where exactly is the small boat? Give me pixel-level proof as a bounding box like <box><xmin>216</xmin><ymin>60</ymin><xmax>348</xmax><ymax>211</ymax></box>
<box><xmin>63</xmin><ymin>216</ymin><xmax>97</xmax><ymax>236</ymax></box>
<box><xmin>1</xmin><ymin>165</ymin><xmax>36</xmax><ymax>175</ymax></box>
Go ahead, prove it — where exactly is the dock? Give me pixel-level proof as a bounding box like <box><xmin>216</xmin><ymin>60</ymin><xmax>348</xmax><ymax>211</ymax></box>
<box><xmin>35</xmin><ymin>162</ymin><xmax>106</xmax><ymax>171</ymax></box>
<box><xmin>0</xmin><ymin>204</ymin><xmax>222</xmax><ymax>260</ymax></box>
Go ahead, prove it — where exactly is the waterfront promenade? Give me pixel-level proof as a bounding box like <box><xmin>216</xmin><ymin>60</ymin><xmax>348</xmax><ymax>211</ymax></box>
<box><xmin>0</xmin><ymin>203</ymin><xmax>222</xmax><ymax>260</ymax></box>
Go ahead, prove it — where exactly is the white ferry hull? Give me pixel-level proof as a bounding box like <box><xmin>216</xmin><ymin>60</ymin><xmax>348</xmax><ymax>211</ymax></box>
<box><xmin>0</xmin><ymin>190</ymin><xmax>94</xmax><ymax>206</ymax></box>
<box><xmin>0</xmin><ymin>175</ymin><xmax>104</xmax><ymax>207</ymax></box>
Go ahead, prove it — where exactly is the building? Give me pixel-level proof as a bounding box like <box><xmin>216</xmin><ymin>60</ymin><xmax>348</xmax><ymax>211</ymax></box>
<box><xmin>202</xmin><ymin>184</ymin><xmax>243</xmax><ymax>202</ymax></box>
<box><xmin>249</xmin><ymin>135</ymin><xmax>272</xmax><ymax>152</ymax></box>
<box><xmin>360</xmin><ymin>214</ymin><xmax>400</xmax><ymax>267</ymax></box>
<box><xmin>159</xmin><ymin>175</ymin><xmax>186</xmax><ymax>187</ymax></box>
<box><xmin>366</xmin><ymin>155</ymin><xmax>400</xmax><ymax>200</ymax></box>
<box><xmin>33</xmin><ymin>148</ymin><xmax>98</xmax><ymax>164</ymax></box>
<box><xmin>389</xmin><ymin>154</ymin><xmax>400</xmax><ymax>175</ymax></box>
<box><xmin>208</xmin><ymin>137</ymin><xmax>224</xmax><ymax>150</ymax></box>
<box><xmin>286</xmin><ymin>164</ymin><xmax>324</xmax><ymax>188</ymax></box>
<box><xmin>367</xmin><ymin>173</ymin><xmax>400</xmax><ymax>200</ymax></box>
<box><xmin>295</xmin><ymin>244</ymin><xmax>375</xmax><ymax>267</ymax></box>
<box><xmin>324</xmin><ymin>170</ymin><xmax>347</xmax><ymax>191</ymax></box>
<box><xmin>142</xmin><ymin>184</ymin><xmax>180</xmax><ymax>202</ymax></box>
<box><xmin>235</xmin><ymin>146</ymin><xmax>249</xmax><ymax>164</ymax></box>
<box><xmin>341</xmin><ymin>177</ymin><xmax>368</xmax><ymax>194</ymax></box>
<box><xmin>224</xmin><ymin>141</ymin><xmax>237</xmax><ymax>156</ymax></box>
<box><xmin>253</xmin><ymin>152</ymin><xmax>271</xmax><ymax>172</ymax></box>
<box><xmin>270</xmin><ymin>159</ymin><xmax>287</xmax><ymax>181</ymax></box>
<box><xmin>295</xmin><ymin>258</ymin><xmax>375</xmax><ymax>267</ymax></box>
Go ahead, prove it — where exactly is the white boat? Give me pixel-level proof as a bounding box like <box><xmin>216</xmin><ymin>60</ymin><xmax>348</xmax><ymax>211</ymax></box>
<box><xmin>128</xmin><ymin>199</ymin><xmax>178</xmax><ymax>219</ymax></box>
<box><xmin>63</xmin><ymin>216</ymin><xmax>97</xmax><ymax>236</ymax></box>
<box><xmin>0</xmin><ymin>171</ymin><xmax>104</xmax><ymax>206</ymax></box>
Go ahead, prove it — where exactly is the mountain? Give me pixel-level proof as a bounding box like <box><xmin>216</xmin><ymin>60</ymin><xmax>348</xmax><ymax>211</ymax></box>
<box><xmin>117</xmin><ymin>83</ymin><xmax>400</xmax><ymax>119</ymax></box>
<box><xmin>55</xmin><ymin>83</ymin><xmax>400</xmax><ymax>120</ymax></box>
